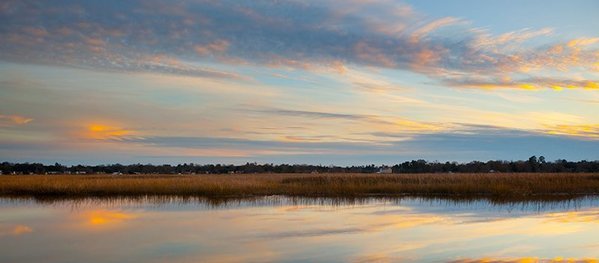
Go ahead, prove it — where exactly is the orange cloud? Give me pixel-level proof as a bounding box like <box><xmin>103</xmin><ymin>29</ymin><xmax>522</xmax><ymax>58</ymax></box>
<box><xmin>497</xmin><ymin>28</ymin><xmax>553</xmax><ymax>44</ymax></box>
<box><xmin>264</xmin><ymin>54</ymin><xmax>315</xmax><ymax>71</ymax></box>
<box><xmin>330</xmin><ymin>60</ymin><xmax>347</xmax><ymax>74</ymax></box>
<box><xmin>410</xmin><ymin>17</ymin><xmax>462</xmax><ymax>43</ymax></box>
<box><xmin>85</xmin><ymin>37</ymin><xmax>106</xmax><ymax>47</ymax></box>
<box><xmin>544</xmin><ymin>124</ymin><xmax>599</xmax><ymax>139</ymax></box>
<box><xmin>194</xmin><ymin>40</ymin><xmax>230</xmax><ymax>56</ymax></box>
<box><xmin>354</xmin><ymin>41</ymin><xmax>396</xmax><ymax>67</ymax></box>
<box><xmin>22</xmin><ymin>27</ymin><xmax>48</xmax><ymax>38</ymax></box>
<box><xmin>85</xmin><ymin>124</ymin><xmax>134</xmax><ymax>140</ymax></box>
<box><xmin>547</xmin><ymin>45</ymin><xmax>564</xmax><ymax>55</ymax></box>
<box><xmin>473</xmin><ymin>28</ymin><xmax>553</xmax><ymax>48</ymax></box>
<box><xmin>144</xmin><ymin>54</ymin><xmax>183</xmax><ymax>66</ymax></box>
<box><xmin>83</xmin><ymin>37</ymin><xmax>107</xmax><ymax>53</ymax></box>
<box><xmin>411</xmin><ymin>47</ymin><xmax>446</xmax><ymax>72</ymax></box>
<box><xmin>451</xmin><ymin>79</ymin><xmax>599</xmax><ymax>91</ymax></box>
<box><xmin>567</xmin><ymin>38</ymin><xmax>599</xmax><ymax>48</ymax></box>
<box><xmin>0</xmin><ymin>114</ymin><xmax>33</xmax><ymax>127</ymax></box>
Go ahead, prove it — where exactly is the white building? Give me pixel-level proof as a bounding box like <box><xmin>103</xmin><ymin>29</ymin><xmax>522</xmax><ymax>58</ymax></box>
<box><xmin>378</xmin><ymin>167</ymin><xmax>392</xmax><ymax>174</ymax></box>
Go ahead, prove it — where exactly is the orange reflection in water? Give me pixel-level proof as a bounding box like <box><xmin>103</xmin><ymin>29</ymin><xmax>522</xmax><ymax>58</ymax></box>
<box><xmin>83</xmin><ymin>210</ymin><xmax>137</xmax><ymax>226</ymax></box>
<box><xmin>452</xmin><ymin>257</ymin><xmax>598</xmax><ymax>263</ymax></box>
<box><xmin>2</xmin><ymin>198</ymin><xmax>599</xmax><ymax>262</ymax></box>
<box><xmin>11</xmin><ymin>225</ymin><xmax>32</xmax><ymax>235</ymax></box>
<box><xmin>543</xmin><ymin>210</ymin><xmax>599</xmax><ymax>224</ymax></box>
<box><xmin>0</xmin><ymin>225</ymin><xmax>33</xmax><ymax>236</ymax></box>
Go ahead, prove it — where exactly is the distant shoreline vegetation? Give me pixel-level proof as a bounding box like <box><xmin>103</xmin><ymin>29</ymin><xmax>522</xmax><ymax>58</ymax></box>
<box><xmin>1</xmin><ymin>156</ymin><xmax>598</xmax><ymax>175</ymax></box>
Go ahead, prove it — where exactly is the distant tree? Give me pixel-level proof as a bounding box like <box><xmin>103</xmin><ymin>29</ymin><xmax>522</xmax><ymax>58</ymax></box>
<box><xmin>528</xmin><ymin>156</ymin><xmax>539</xmax><ymax>172</ymax></box>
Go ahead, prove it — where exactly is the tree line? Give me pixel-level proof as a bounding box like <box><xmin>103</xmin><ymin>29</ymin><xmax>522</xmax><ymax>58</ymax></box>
<box><xmin>1</xmin><ymin>156</ymin><xmax>598</xmax><ymax>175</ymax></box>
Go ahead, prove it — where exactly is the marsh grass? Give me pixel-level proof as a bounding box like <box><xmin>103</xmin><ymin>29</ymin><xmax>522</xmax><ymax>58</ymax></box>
<box><xmin>1</xmin><ymin>173</ymin><xmax>598</xmax><ymax>199</ymax></box>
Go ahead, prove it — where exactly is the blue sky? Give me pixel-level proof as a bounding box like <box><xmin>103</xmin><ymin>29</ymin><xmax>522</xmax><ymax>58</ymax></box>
<box><xmin>407</xmin><ymin>0</ymin><xmax>599</xmax><ymax>35</ymax></box>
<box><xmin>0</xmin><ymin>0</ymin><xmax>598</xmax><ymax>165</ymax></box>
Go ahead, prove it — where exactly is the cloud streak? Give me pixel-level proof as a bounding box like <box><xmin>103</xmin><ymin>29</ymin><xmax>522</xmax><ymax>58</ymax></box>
<box><xmin>106</xmin><ymin>125</ymin><xmax>599</xmax><ymax>162</ymax></box>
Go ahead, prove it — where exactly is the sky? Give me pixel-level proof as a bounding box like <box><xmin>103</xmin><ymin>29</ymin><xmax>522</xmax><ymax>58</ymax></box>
<box><xmin>0</xmin><ymin>0</ymin><xmax>598</xmax><ymax>165</ymax></box>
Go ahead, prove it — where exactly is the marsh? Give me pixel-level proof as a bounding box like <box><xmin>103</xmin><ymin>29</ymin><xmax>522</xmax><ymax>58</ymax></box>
<box><xmin>1</xmin><ymin>173</ymin><xmax>598</xmax><ymax>199</ymax></box>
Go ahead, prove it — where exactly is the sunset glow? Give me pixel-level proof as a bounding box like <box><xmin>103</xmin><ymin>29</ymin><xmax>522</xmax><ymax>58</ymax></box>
<box><xmin>0</xmin><ymin>0</ymin><xmax>597</xmax><ymax>164</ymax></box>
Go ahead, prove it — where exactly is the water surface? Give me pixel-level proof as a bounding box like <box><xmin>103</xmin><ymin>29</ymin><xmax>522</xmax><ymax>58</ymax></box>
<box><xmin>1</xmin><ymin>196</ymin><xmax>598</xmax><ymax>262</ymax></box>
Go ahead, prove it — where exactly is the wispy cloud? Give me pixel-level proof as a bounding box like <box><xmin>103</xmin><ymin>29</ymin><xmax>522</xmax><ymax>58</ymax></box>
<box><xmin>248</xmin><ymin>107</ymin><xmax>447</xmax><ymax>134</ymax></box>
<box><xmin>254</xmin><ymin>108</ymin><xmax>376</xmax><ymax>122</ymax></box>
<box><xmin>543</xmin><ymin>124</ymin><xmax>599</xmax><ymax>139</ymax></box>
<box><xmin>444</xmin><ymin>78</ymin><xmax>599</xmax><ymax>90</ymax></box>
<box><xmin>106</xmin><ymin>125</ymin><xmax>599</xmax><ymax>162</ymax></box>
<box><xmin>409</xmin><ymin>17</ymin><xmax>464</xmax><ymax>43</ymax></box>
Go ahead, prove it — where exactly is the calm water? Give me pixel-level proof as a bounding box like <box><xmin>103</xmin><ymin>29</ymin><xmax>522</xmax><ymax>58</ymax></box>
<box><xmin>1</xmin><ymin>196</ymin><xmax>598</xmax><ymax>263</ymax></box>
